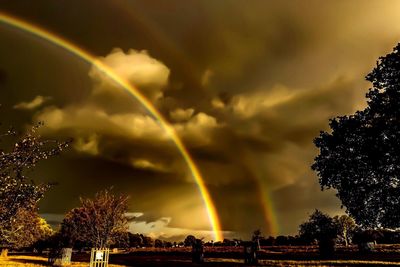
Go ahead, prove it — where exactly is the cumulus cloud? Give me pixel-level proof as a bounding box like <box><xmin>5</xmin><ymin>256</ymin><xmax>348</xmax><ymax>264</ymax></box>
<box><xmin>175</xmin><ymin>112</ymin><xmax>220</xmax><ymax>146</ymax></box>
<box><xmin>32</xmin><ymin>48</ymin><xmax>200</xmax><ymax>170</ymax></box>
<box><xmin>74</xmin><ymin>134</ymin><xmax>100</xmax><ymax>156</ymax></box>
<box><xmin>14</xmin><ymin>95</ymin><xmax>51</xmax><ymax>110</ymax></box>
<box><xmin>131</xmin><ymin>158</ymin><xmax>168</xmax><ymax>172</ymax></box>
<box><xmin>229</xmin><ymin>84</ymin><xmax>297</xmax><ymax>118</ymax></box>
<box><xmin>33</xmin><ymin>49</ymin><xmax>178</xmax><ymax>178</ymax></box>
<box><xmin>211</xmin><ymin>97</ymin><xmax>225</xmax><ymax>109</ymax></box>
<box><xmin>36</xmin><ymin>106</ymin><xmax>167</xmax><ymax>142</ymax></box>
<box><xmin>89</xmin><ymin>48</ymin><xmax>170</xmax><ymax>102</ymax></box>
<box><xmin>169</xmin><ymin>108</ymin><xmax>194</xmax><ymax>122</ymax></box>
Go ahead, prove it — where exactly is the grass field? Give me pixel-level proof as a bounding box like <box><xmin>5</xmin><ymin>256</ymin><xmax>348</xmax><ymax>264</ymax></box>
<box><xmin>2</xmin><ymin>245</ymin><xmax>400</xmax><ymax>266</ymax></box>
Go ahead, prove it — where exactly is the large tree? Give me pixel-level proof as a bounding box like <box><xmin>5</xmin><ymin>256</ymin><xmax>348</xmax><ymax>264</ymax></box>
<box><xmin>299</xmin><ymin>210</ymin><xmax>339</xmax><ymax>256</ymax></box>
<box><xmin>312</xmin><ymin>43</ymin><xmax>400</xmax><ymax>229</ymax></box>
<box><xmin>60</xmin><ymin>189</ymin><xmax>130</xmax><ymax>248</ymax></box>
<box><xmin>0</xmin><ymin>122</ymin><xmax>68</xmax><ymax>247</ymax></box>
<box><xmin>5</xmin><ymin>207</ymin><xmax>53</xmax><ymax>249</ymax></box>
<box><xmin>299</xmin><ymin>210</ymin><xmax>339</xmax><ymax>243</ymax></box>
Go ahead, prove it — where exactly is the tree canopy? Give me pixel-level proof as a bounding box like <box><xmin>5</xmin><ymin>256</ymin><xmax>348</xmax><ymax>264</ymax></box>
<box><xmin>333</xmin><ymin>215</ymin><xmax>356</xmax><ymax>246</ymax></box>
<box><xmin>5</xmin><ymin>207</ymin><xmax>53</xmax><ymax>249</ymax></box>
<box><xmin>312</xmin><ymin>43</ymin><xmax>400</xmax><ymax>229</ymax></box>
<box><xmin>60</xmin><ymin>189</ymin><xmax>130</xmax><ymax>248</ymax></box>
<box><xmin>0</xmin><ymin>123</ymin><xmax>68</xmax><ymax>246</ymax></box>
<box><xmin>299</xmin><ymin>210</ymin><xmax>339</xmax><ymax>243</ymax></box>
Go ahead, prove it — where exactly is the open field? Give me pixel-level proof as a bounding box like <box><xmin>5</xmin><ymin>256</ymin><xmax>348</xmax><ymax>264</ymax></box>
<box><xmin>0</xmin><ymin>255</ymin><xmax>125</xmax><ymax>267</ymax></box>
<box><xmin>3</xmin><ymin>245</ymin><xmax>400</xmax><ymax>266</ymax></box>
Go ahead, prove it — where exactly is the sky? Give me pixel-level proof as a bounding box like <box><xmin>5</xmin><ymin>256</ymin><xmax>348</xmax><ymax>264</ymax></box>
<box><xmin>1</xmin><ymin>0</ymin><xmax>400</xmax><ymax>241</ymax></box>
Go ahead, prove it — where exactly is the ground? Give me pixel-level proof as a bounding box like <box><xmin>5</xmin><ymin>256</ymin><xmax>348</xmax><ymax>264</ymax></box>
<box><xmin>2</xmin><ymin>245</ymin><xmax>400</xmax><ymax>266</ymax></box>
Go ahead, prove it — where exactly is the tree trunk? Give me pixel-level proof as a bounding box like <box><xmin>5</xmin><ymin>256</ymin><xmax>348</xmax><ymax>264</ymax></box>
<box><xmin>52</xmin><ymin>248</ymin><xmax>72</xmax><ymax>266</ymax></box>
<box><xmin>319</xmin><ymin>238</ymin><xmax>335</xmax><ymax>258</ymax></box>
<box><xmin>0</xmin><ymin>248</ymin><xmax>8</xmax><ymax>258</ymax></box>
<box><xmin>343</xmin><ymin>229</ymin><xmax>349</xmax><ymax>246</ymax></box>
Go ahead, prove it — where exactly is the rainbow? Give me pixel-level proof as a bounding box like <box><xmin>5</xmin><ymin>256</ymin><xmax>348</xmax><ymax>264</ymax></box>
<box><xmin>0</xmin><ymin>12</ymin><xmax>223</xmax><ymax>241</ymax></box>
<box><xmin>110</xmin><ymin>1</ymin><xmax>280</xmax><ymax>235</ymax></box>
<box><xmin>259</xmin><ymin>186</ymin><xmax>279</xmax><ymax>235</ymax></box>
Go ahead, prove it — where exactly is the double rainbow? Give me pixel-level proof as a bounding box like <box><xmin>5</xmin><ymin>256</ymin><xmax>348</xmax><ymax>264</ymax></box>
<box><xmin>0</xmin><ymin>12</ymin><xmax>224</xmax><ymax>241</ymax></box>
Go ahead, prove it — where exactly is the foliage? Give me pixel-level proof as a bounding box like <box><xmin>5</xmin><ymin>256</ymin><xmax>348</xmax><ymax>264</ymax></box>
<box><xmin>141</xmin><ymin>235</ymin><xmax>154</xmax><ymax>247</ymax></box>
<box><xmin>184</xmin><ymin>235</ymin><xmax>196</xmax><ymax>247</ymax></box>
<box><xmin>3</xmin><ymin>207</ymin><xmax>53</xmax><ymax>249</ymax></box>
<box><xmin>252</xmin><ymin>229</ymin><xmax>262</xmax><ymax>241</ymax></box>
<box><xmin>374</xmin><ymin>229</ymin><xmax>400</xmax><ymax>244</ymax></box>
<box><xmin>333</xmin><ymin>215</ymin><xmax>356</xmax><ymax>246</ymax></box>
<box><xmin>154</xmin><ymin>239</ymin><xmax>163</xmax><ymax>248</ymax></box>
<box><xmin>0</xmin><ymin>123</ymin><xmax>69</xmax><ymax>247</ymax></box>
<box><xmin>60</xmin><ymin>189</ymin><xmax>130</xmax><ymax>248</ymax></box>
<box><xmin>299</xmin><ymin>210</ymin><xmax>339</xmax><ymax>242</ymax></box>
<box><xmin>127</xmin><ymin>233</ymin><xmax>144</xmax><ymax>248</ymax></box>
<box><xmin>299</xmin><ymin>210</ymin><xmax>340</xmax><ymax>257</ymax></box>
<box><xmin>312</xmin><ymin>43</ymin><xmax>400</xmax><ymax>229</ymax></box>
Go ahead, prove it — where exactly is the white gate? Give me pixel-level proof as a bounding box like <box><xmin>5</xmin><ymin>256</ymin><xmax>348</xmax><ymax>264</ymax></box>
<box><xmin>89</xmin><ymin>248</ymin><xmax>110</xmax><ymax>267</ymax></box>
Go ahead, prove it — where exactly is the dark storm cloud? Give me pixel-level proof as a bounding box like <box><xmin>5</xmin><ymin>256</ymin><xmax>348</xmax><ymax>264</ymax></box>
<box><xmin>2</xmin><ymin>0</ymin><xmax>400</xmax><ymax>238</ymax></box>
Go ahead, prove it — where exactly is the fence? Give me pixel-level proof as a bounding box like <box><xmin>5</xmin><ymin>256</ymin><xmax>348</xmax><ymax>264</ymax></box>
<box><xmin>89</xmin><ymin>248</ymin><xmax>110</xmax><ymax>267</ymax></box>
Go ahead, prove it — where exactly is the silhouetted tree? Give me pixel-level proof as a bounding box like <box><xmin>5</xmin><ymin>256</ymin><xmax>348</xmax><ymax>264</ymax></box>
<box><xmin>243</xmin><ymin>241</ymin><xmax>258</xmax><ymax>265</ymax></box>
<box><xmin>142</xmin><ymin>235</ymin><xmax>154</xmax><ymax>247</ymax></box>
<box><xmin>376</xmin><ymin>229</ymin><xmax>400</xmax><ymax>244</ymax></box>
<box><xmin>0</xmin><ymin>122</ymin><xmax>68</xmax><ymax>254</ymax></box>
<box><xmin>252</xmin><ymin>229</ymin><xmax>262</xmax><ymax>249</ymax></box>
<box><xmin>128</xmin><ymin>233</ymin><xmax>143</xmax><ymax>248</ymax></box>
<box><xmin>164</xmin><ymin>241</ymin><xmax>173</xmax><ymax>248</ymax></box>
<box><xmin>299</xmin><ymin>210</ymin><xmax>339</xmax><ymax>257</ymax></box>
<box><xmin>260</xmin><ymin>236</ymin><xmax>275</xmax><ymax>246</ymax></box>
<box><xmin>275</xmin><ymin>235</ymin><xmax>289</xmax><ymax>246</ymax></box>
<box><xmin>154</xmin><ymin>239</ymin><xmax>163</xmax><ymax>248</ymax></box>
<box><xmin>60</xmin><ymin>189</ymin><xmax>130</xmax><ymax>248</ymax></box>
<box><xmin>313</xmin><ymin>43</ymin><xmax>400</xmax><ymax>229</ymax></box>
<box><xmin>191</xmin><ymin>239</ymin><xmax>204</xmax><ymax>263</ymax></box>
<box><xmin>184</xmin><ymin>235</ymin><xmax>196</xmax><ymax>247</ymax></box>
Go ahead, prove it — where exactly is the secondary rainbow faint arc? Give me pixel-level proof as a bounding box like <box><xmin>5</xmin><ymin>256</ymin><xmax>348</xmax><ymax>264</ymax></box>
<box><xmin>0</xmin><ymin>12</ymin><xmax>223</xmax><ymax>241</ymax></box>
<box><xmin>110</xmin><ymin>1</ymin><xmax>279</xmax><ymax>236</ymax></box>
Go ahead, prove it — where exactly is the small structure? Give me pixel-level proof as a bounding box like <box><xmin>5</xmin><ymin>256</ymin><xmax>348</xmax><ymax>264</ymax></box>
<box><xmin>90</xmin><ymin>248</ymin><xmax>110</xmax><ymax>267</ymax></box>
<box><xmin>358</xmin><ymin>242</ymin><xmax>375</xmax><ymax>253</ymax></box>
<box><xmin>191</xmin><ymin>239</ymin><xmax>204</xmax><ymax>263</ymax></box>
<box><xmin>243</xmin><ymin>241</ymin><xmax>258</xmax><ymax>265</ymax></box>
<box><xmin>0</xmin><ymin>249</ymin><xmax>9</xmax><ymax>258</ymax></box>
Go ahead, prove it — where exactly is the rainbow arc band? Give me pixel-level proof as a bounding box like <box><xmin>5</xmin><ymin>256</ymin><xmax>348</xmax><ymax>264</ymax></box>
<box><xmin>0</xmin><ymin>12</ymin><xmax>223</xmax><ymax>241</ymax></box>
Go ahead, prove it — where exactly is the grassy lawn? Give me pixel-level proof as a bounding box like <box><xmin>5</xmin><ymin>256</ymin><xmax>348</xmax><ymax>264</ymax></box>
<box><xmin>0</xmin><ymin>255</ymin><xmax>126</xmax><ymax>267</ymax></box>
<box><xmin>3</xmin><ymin>256</ymin><xmax>400</xmax><ymax>266</ymax></box>
<box><xmin>3</xmin><ymin>246</ymin><xmax>400</xmax><ymax>267</ymax></box>
<box><xmin>258</xmin><ymin>259</ymin><xmax>400</xmax><ymax>266</ymax></box>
